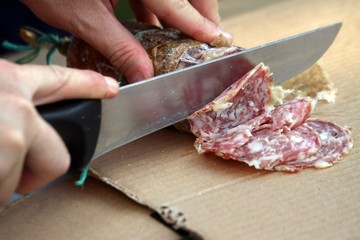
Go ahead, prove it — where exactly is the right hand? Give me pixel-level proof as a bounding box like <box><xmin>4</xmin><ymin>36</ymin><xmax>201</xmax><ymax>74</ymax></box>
<box><xmin>0</xmin><ymin>59</ymin><xmax>119</xmax><ymax>204</ymax></box>
<box><xmin>21</xmin><ymin>0</ymin><xmax>232</xmax><ymax>83</ymax></box>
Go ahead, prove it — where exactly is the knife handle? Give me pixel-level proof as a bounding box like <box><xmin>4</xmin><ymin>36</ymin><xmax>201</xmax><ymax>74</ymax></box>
<box><xmin>36</xmin><ymin>99</ymin><xmax>101</xmax><ymax>173</ymax></box>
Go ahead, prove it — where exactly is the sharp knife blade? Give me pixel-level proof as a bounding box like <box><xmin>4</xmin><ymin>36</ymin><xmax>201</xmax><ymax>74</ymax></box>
<box><xmin>37</xmin><ymin>22</ymin><xmax>341</xmax><ymax>171</ymax></box>
<box><xmin>94</xmin><ymin>22</ymin><xmax>341</xmax><ymax>159</ymax></box>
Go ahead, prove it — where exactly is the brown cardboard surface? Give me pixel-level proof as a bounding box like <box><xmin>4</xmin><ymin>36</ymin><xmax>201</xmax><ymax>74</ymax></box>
<box><xmin>0</xmin><ymin>177</ymin><xmax>179</xmax><ymax>239</ymax></box>
<box><xmin>90</xmin><ymin>0</ymin><xmax>360</xmax><ymax>239</ymax></box>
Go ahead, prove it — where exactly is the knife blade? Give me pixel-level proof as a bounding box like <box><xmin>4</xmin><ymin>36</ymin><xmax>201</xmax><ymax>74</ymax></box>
<box><xmin>37</xmin><ymin>22</ymin><xmax>341</xmax><ymax>172</ymax></box>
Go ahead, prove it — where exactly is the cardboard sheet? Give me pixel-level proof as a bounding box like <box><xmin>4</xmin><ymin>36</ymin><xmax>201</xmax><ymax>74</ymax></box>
<box><xmin>0</xmin><ymin>178</ymin><xmax>179</xmax><ymax>239</ymax></box>
<box><xmin>89</xmin><ymin>0</ymin><xmax>360</xmax><ymax>239</ymax></box>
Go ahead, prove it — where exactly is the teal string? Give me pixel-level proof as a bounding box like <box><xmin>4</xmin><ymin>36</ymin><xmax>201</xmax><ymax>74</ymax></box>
<box><xmin>74</xmin><ymin>165</ymin><xmax>89</xmax><ymax>186</ymax></box>
<box><xmin>119</xmin><ymin>75</ymin><xmax>128</xmax><ymax>86</ymax></box>
<box><xmin>1</xmin><ymin>31</ymin><xmax>71</xmax><ymax>65</ymax></box>
<box><xmin>46</xmin><ymin>45</ymin><xmax>57</xmax><ymax>65</ymax></box>
<box><xmin>2</xmin><ymin>41</ymin><xmax>33</xmax><ymax>51</ymax></box>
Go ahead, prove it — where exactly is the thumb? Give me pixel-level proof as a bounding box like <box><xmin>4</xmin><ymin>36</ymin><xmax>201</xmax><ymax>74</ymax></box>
<box><xmin>15</xmin><ymin>63</ymin><xmax>119</xmax><ymax>105</ymax></box>
<box><xmin>75</xmin><ymin>12</ymin><xmax>154</xmax><ymax>83</ymax></box>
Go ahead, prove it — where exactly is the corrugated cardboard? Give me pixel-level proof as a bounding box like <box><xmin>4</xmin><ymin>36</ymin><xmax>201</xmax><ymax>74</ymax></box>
<box><xmin>0</xmin><ymin>178</ymin><xmax>179</xmax><ymax>239</ymax></box>
<box><xmin>1</xmin><ymin>0</ymin><xmax>359</xmax><ymax>239</ymax></box>
<box><xmin>89</xmin><ymin>0</ymin><xmax>360</xmax><ymax>239</ymax></box>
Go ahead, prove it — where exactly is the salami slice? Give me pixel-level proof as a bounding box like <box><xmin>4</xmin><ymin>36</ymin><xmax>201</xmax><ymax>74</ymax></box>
<box><xmin>195</xmin><ymin>98</ymin><xmax>320</xmax><ymax>169</ymax></box>
<box><xmin>274</xmin><ymin>120</ymin><xmax>353</xmax><ymax>172</ymax></box>
<box><xmin>188</xmin><ymin>63</ymin><xmax>273</xmax><ymax>139</ymax></box>
<box><xmin>224</xmin><ymin>125</ymin><xmax>321</xmax><ymax>170</ymax></box>
<box><xmin>188</xmin><ymin>63</ymin><xmax>353</xmax><ymax>173</ymax></box>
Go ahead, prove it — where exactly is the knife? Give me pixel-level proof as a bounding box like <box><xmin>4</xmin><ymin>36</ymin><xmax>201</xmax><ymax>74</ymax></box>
<box><xmin>37</xmin><ymin>22</ymin><xmax>342</xmax><ymax>172</ymax></box>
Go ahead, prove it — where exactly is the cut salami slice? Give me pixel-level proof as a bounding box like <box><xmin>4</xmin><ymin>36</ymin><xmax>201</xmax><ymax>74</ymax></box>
<box><xmin>188</xmin><ymin>63</ymin><xmax>353</xmax><ymax>173</ymax></box>
<box><xmin>226</xmin><ymin>124</ymin><xmax>321</xmax><ymax>170</ymax></box>
<box><xmin>193</xmin><ymin>98</ymin><xmax>320</xmax><ymax>169</ymax></box>
<box><xmin>188</xmin><ymin>63</ymin><xmax>273</xmax><ymax>139</ymax></box>
<box><xmin>274</xmin><ymin>120</ymin><xmax>353</xmax><ymax>172</ymax></box>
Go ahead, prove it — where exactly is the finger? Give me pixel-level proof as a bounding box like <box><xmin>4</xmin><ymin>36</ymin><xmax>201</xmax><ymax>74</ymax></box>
<box><xmin>72</xmin><ymin>6</ymin><xmax>154</xmax><ymax>82</ymax></box>
<box><xmin>0</xmin><ymin>127</ymin><xmax>27</xmax><ymax>203</ymax></box>
<box><xmin>0</xmin><ymin>96</ymin><xmax>35</xmax><ymax>203</ymax></box>
<box><xmin>16</xmin><ymin>118</ymin><xmax>70</xmax><ymax>194</ymax></box>
<box><xmin>15</xmin><ymin>64</ymin><xmax>119</xmax><ymax>105</ymax></box>
<box><xmin>143</xmin><ymin>0</ymin><xmax>227</xmax><ymax>43</ymax></box>
<box><xmin>129</xmin><ymin>0</ymin><xmax>162</xmax><ymax>27</ymax></box>
<box><xmin>21</xmin><ymin>0</ymin><xmax>154</xmax><ymax>82</ymax></box>
<box><xmin>189</xmin><ymin>0</ymin><xmax>221</xmax><ymax>25</ymax></box>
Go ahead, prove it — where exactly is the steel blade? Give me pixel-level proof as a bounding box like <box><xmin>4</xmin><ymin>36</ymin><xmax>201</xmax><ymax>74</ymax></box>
<box><xmin>93</xmin><ymin>22</ymin><xmax>341</xmax><ymax>159</ymax></box>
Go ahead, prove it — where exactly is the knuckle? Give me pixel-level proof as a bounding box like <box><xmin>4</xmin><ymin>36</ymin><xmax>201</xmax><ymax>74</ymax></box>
<box><xmin>174</xmin><ymin>0</ymin><xmax>189</xmax><ymax>10</ymax></box>
<box><xmin>160</xmin><ymin>0</ymin><xmax>189</xmax><ymax>18</ymax></box>
<box><xmin>107</xmin><ymin>43</ymin><xmax>143</xmax><ymax>71</ymax></box>
<box><xmin>0</xmin><ymin>129</ymin><xmax>27</xmax><ymax>180</ymax></box>
<box><xmin>5</xmin><ymin>128</ymin><xmax>27</xmax><ymax>151</ymax></box>
<box><xmin>15</xmin><ymin>98</ymin><xmax>37</xmax><ymax>121</ymax></box>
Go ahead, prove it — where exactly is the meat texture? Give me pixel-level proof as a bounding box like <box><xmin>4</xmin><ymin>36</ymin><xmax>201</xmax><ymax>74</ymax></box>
<box><xmin>188</xmin><ymin>63</ymin><xmax>353</xmax><ymax>172</ymax></box>
<box><xmin>64</xmin><ymin>22</ymin><xmax>352</xmax><ymax>173</ymax></box>
<box><xmin>67</xmin><ymin>22</ymin><xmax>242</xmax><ymax>81</ymax></box>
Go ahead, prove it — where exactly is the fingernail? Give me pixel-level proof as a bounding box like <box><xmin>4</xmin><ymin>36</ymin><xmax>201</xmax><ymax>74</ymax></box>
<box><xmin>219</xmin><ymin>28</ymin><xmax>233</xmax><ymax>44</ymax></box>
<box><xmin>129</xmin><ymin>73</ymin><xmax>146</xmax><ymax>83</ymax></box>
<box><xmin>104</xmin><ymin>76</ymin><xmax>119</xmax><ymax>92</ymax></box>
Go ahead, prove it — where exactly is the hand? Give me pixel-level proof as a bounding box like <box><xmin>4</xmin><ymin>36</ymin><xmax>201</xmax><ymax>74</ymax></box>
<box><xmin>21</xmin><ymin>0</ymin><xmax>232</xmax><ymax>83</ymax></box>
<box><xmin>0</xmin><ymin>59</ymin><xmax>119</xmax><ymax>203</ymax></box>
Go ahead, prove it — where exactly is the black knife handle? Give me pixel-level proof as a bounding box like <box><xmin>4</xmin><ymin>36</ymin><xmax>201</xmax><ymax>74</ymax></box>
<box><xmin>36</xmin><ymin>99</ymin><xmax>101</xmax><ymax>173</ymax></box>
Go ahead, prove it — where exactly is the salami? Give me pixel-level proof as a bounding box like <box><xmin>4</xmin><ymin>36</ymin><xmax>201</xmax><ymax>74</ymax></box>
<box><xmin>63</xmin><ymin>23</ymin><xmax>352</xmax><ymax>173</ymax></box>
<box><xmin>274</xmin><ymin>120</ymin><xmax>353</xmax><ymax>172</ymax></box>
<box><xmin>187</xmin><ymin>63</ymin><xmax>353</xmax><ymax>172</ymax></box>
<box><xmin>188</xmin><ymin>63</ymin><xmax>273</xmax><ymax>139</ymax></box>
<box><xmin>67</xmin><ymin>23</ymin><xmax>242</xmax><ymax>81</ymax></box>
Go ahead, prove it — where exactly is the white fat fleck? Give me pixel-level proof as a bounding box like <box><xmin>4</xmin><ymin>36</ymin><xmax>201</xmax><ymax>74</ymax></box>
<box><xmin>228</xmin><ymin>111</ymin><xmax>236</xmax><ymax>120</ymax></box>
<box><xmin>319</xmin><ymin>131</ymin><xmax>331</xmax><ymax>141</ymax></box>
<box><xmin>285</xmin><ymin>112</ymin><xmax>294</xmax><ymax>123</ymax></box>
<box><xmin>195</xmin><ymin>144</ymin><xmax>204</xmax><ymax>154</ymax></box>
<box><xmin>248</xmin><ymin>160</ymin><xmax>261</xmax><ymax>169</ymax></box>
<box><xmin>213</xmin><ymin>101</ymin><xmax>233</xmax><ymax>112</ymax></box>
<box><xmin>316</xmin><ymin>90</ymin><xmax>336</xmax><ymax>103</ymax></box>
<box><xmin>342</xmin><ymin>147</ymin><xmax>349</xmax><ymax>154</ymax></box>
<box><xmin>297</xmin><ymin>152</ymin><xmax>306</xmax><ymax>160</ymax></box>
<box><xmin>315</xmin><ymin>160</ymin><xmax>333</xmax><ymax>169</ymax></box>
<box><xmin>266</xmin><ymin>105</ymin><xmax>275</xmax><ymax>112</ymax></box>
<box><xmin>247</xmin><ymin>141</ymin><xmax>264</xmax><ymax>153</ymax></box>
<box><xmin>259</xmin><ymin>154</ymin><xmax>283</xmax><ymax>162</ymax></box>
<box><xmin>290</xmin><ymin>135</ymin><xmax>303</xmax><ymax>143</ymax></box>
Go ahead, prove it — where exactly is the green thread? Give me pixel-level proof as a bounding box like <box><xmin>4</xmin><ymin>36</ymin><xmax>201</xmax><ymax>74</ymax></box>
<box><xmin>3</xmin><ymin>28</ymin><xmax>91</xmax><ymax>186</ymax></box>
<box><xmin>119</xmin><ymin>75</ymin><xmax>128</xmax><ymax>86</ymax></box>
<box><xmin>2</xmin><ymin>29</ymin><xmax>71</xmax><ymax>65</ymax></box>
<box><xmin>74</xmin><ymin>165</ymin><xmax>89</xmax><ymax>186</ymax></box>
<box><xmin>46</xmin><ymin>45</ymin><xmax>57</xmax><ymax>65</ymax></box>
<box><xmin>2</xmin><ymin>41</ymin><xmax>33</xmax><ymax>51</ymax></box>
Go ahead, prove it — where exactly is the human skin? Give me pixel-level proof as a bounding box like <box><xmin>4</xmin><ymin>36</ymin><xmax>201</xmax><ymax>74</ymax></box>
<box><xmin>21</xmin><ymin>0</ymin><xmax>232</xmax><ymax>83</ymax></box>
<box><xmin>0</xmin><ymin>59</ymin><xmax>119</xmax><ymax>203</ymax></box>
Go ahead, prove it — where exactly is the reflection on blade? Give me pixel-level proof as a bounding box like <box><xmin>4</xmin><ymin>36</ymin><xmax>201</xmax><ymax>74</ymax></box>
<box><xmin>93</xmin><ymin>22</ymin><xmax>342</xmax><ymax>159</ymax></box>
